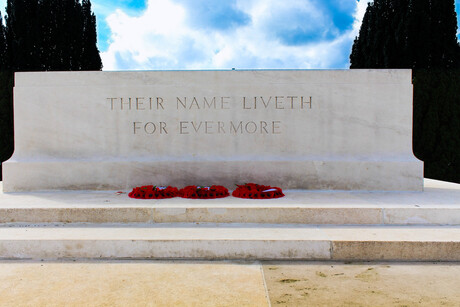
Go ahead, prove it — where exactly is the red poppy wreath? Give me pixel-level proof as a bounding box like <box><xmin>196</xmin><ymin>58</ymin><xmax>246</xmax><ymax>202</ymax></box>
<box><xmin>128</xmin><ymin>185</ymin><xmax>179</xmax><ymax>199</ymax></box>
<box><xmin>232</xmin><ymin>183</ymin><xmax>285</xmax><ymax>199</ymax></box>
<box><xmin>179</xmin><ymin>185</ymin><xmax>230</xmax><ymax>199</ymax></box>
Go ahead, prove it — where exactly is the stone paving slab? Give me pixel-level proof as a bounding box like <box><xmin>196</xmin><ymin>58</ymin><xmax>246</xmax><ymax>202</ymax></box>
<box><xmin>2</xmin><ymin>260</ymin><xmax>460</xmax><ymax>306</ymax></box>
<box><xmin>262</xmin><ymin>261</ymin><xmax>460</xmax><ymax>306</ymax></box>
<box><xmin>0</xmin><ymin>260</ymin><xmax>269</xmax><ymax>307</ymax></box>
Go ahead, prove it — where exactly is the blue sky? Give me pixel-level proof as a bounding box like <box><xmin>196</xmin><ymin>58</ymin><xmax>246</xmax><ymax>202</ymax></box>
<box><xmin>94</xmin><ymin>0</ymin><xmax>367</xmax><ymax>70</ymax></box>
<box><xmin>1</xmin><ymin>0</ymin><xmax>460</xmax><ymax>70</ymax></box>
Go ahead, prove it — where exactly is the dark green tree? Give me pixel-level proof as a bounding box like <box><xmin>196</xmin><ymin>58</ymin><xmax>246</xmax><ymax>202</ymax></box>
<box><xmin>0</xmin><ymin>71</ymin><xmax>13</xmax><ymax>180</ymax></box>
<box><xmin>0</xmin><ymin>0</ymin><xmax>102</xmax><ymax>180</ymax></box>
<box><xmin>351</xmin><ymin>0</ymin><xmax>460</xmax><ymax>69</ymax></box>
<box><xmin>0</xmin><ymin>14</ymin><xmax>13</xmax><ymax>178</ymax></box>
<box><xmin>81</xmin><ymin>0</ymin><xmax>102</xmax><ymax>70</ymax></box>
<box><xmin>5</xmin><ymin>0</ymin><xmax>102</xmax><ymax>71</ymax></box>
<box><xmin>37</xmin><ymin>0</ymin><xmax>84</xmax><ymax>70</ymax></box>
<box><xmin>412</xmin><ymin>69</ymin><xmax>460</xmax><ymax>183</ymax></box>
<box><xmin>350</xmin><ymin>0</ymin><xmax>460</xmax><ymax>183</ymax></box>
<box><xmin>428</xmin><ymin>0</ymin><xmax>460</xmax><ymax>68</ymax></box>
<box><xmin>0</xmin><ymin>13</ymin><xmax>6</xmax><ymax>70</ymax></box>
<box><xmin>5</xmin><ymin>0</ymin><xmax>41</xmax><ymax>71</ymax></box>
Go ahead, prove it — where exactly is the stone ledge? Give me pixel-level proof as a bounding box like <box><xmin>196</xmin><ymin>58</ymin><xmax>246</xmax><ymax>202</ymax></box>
<box><xmin>0</xmin><ymin>179</ymin><xmax>459</xmax><ymax>225</ymax></box>
<box><xmin>3</xmin><ymin>159</ymin><xmax>422</xmax><ymax>191</ymax></box>
<box><xmin>0</xmin><ymin>224</ymin><xmax>459</xmax><ymax>261</ymax></box>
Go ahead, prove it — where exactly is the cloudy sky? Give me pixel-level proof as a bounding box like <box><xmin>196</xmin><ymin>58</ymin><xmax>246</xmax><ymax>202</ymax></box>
<box><xmin>1</xmin><ymin>0</ymin><xmax>460</xmax><ymax>70</ymax></box>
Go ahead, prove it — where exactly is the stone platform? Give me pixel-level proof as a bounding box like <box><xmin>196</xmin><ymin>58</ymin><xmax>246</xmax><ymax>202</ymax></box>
<box><xmin>1</xmin><ymin>179</ymin><xmax>459</xmax><ymax>261</ymax></box>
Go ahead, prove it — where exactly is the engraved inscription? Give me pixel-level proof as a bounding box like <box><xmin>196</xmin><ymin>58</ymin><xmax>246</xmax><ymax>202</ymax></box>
<box><xmin>178</xmin><ymin>121</ymin><xmax>282</xmax><ymax>135</ymax></box>
<box><xmin>107</xmin><ymin>97</ymin><xmax>164</xmax><ymax>110</ymax></box>
<box><xmin>176</xmin><ymin>97</ymin><xmax>231</xmax><ymax>110</ymax></box>
<box><xmin>241</xmin><ymin>96</ymin><xmax>311</xmax><ymax>109</ymax></box>
<box><xmin>133</xmin><ymin>122</ymin><xmax>168</xmax><ymax>134</ymax></box>
<box><xmin>107</xmin><ymin>95</ymin><xmax>313</xmax><ymax>136</ymax></box>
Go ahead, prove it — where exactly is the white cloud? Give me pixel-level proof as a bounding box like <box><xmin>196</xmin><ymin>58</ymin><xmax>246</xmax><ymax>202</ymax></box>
<box><xmin>353</xmin><ymin>0</ymin><xmax>369</xmax><ymax>35</ymax></box>
<box><xmin>101</xmin><ymin>0</ymin><xmax>366</xmax><ymax>70</ymax></box>
<box><xmin>0</xmin><ymin>0</ymin><xmax>6</xmax><ymax>19</ymax></box>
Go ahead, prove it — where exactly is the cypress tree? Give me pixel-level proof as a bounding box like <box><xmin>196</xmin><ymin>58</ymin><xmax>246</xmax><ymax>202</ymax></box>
<box><xmin>5</xmin><ymin>0</ymin><xmax>101</xmax><ymax>71</ymax></box>
<box><xmin>5</xmin><ymin>0</ymin><xmax>41</xmax><ymax>71</ymax></box>
<box><xmin>0</xmin><ymin>0</ymin><xmax>102</xmax><ymax>180</ymax></box>
<box><xmin>350</xmin><ymin>0</ymin><xmax>460</xmax><ymax>183</ymax></box>
<box><xmin>429</xmin><ymin>0</ymin><xmax>460</xmax><ymax>68</ymax></box>
<box><xmin>351</xmin><ymin>0</ymin><xmax>460</xmax><ymax>69</ymax></box>
<box><xmin>405</xmin><ymin>0</ymin><xmax>433</xmax><ymax>68</ymax></box>
<box><xmin>0</xmin><ymin>70</ymin><xmax>13</xmax><ymax>178</ymax></box>
<box><xmin>413</xmin><ymin>69</ymin><xmax>460</xmax><ymax>183</ymax></box>
<box><xmin>81</xmin><ymin>0</ymin><xmax>102</xmax><ymax>70</ymax></box>
<box><xmin>350</xmin><ymin>3</ymin><xmax>372</xmax><ymax>68</ymax></box>
<box><xmin>0</xmin><ymin>12</ymin><xmax>12</xmax><ymax>182</ymax></box>
<box><xmin>0</xmin><ymin>13</ymin><xmax>6</xmax><ymax>70</ymax></box>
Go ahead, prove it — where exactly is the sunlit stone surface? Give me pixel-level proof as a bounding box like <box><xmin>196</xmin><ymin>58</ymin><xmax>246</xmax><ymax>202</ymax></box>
<box><xmin>2</xmin><ymin>70</ymin><xmax>422</xmax><ymax>191</ymax></box>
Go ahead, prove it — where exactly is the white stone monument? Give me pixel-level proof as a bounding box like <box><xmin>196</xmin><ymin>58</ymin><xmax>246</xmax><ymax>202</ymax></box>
<box><xmin>2</xmin><ymin>70</ymin><xmax>423</xmax><ymax>191</ymax></box>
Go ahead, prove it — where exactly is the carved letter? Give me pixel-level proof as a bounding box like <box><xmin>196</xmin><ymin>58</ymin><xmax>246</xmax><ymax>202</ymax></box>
<box><xmin>107</xmin><ymin>98</ymin><xmax>117</xmax><ymax>110</ymax></box>
<box><xmin>242</xmin><ymin>97</ymin><xmax>251</xmax><ymax>109</ymax></box>
<box><xmin>177</xmin><ymin>97</ymin><xmax>187</xmax><ymax>109</ymax></box>
<box><xmin>301</xmin><ymin>96</ymin><xmax>312</xmax><ymax>109</ymax></box>
<box><xmin>272</xmin><ymin>121</ymin><xmax>282</xmax><ymax>134</ymax></box>
<box><xmin>287</xmin><ymin>96</ymin><xmax>298</xmax><ymax>109</ymax></box>
<box><xmin>180</xmin><ymin>121</ymin><xmax>189</xmax><ymax>134</ymax></box>
<box><xmin>160</xmin><ymin>122</ymin><xmax>168</xmax><ymax>134</ymax></box>
<box><xmin>190</xmin><ymin>97</ymin><xmax>200</xmax><ymax>109</ymax></box>
<box><xmin>133</xmin><ymin>122</ymin><xmax>141</xmax><ymax>134</ymax></box>
<box><xmin>230</xmin><ymin>121</ymin><xmax>243</xmax><ymax>134</ymax></box>
<box><xmin>275</xmin><ymin>96</ymin><xmax>284</xmax><ymax>109</ymax></box>
<box><xmin>204</xmin><ymin>97</ymin><xmax>216</xmax><ymax>109</ymax></box>
<box><xmin>260</xmin><ymin>96</ymin><xmax>271</xmax><ymax>108</ymax></box>
<box><xmin>144</xmin><ymin>122</ymin><xmax>157</xmax><ymax>134</ymax></box>
<box><xmin>260</xmin><ymin>121</ymin><xmax>269</xmax><ymax>134</ymax></box>
<box><xmin>191</xmin><ymin>121</ymin><xmax>203</xmax><ymax>133</ymax></box>
<box><xmin>245</xmin><ymin>121</ymin><xmax>257</xmax><ymax>134</ymax></box>
<box><xmin>218</xmin><ymin>121</ymin><xmax>225</xmax><ymax>134</ymax></box>
<box><xmin>221</xmin><ymin>97</ymin><xmax>230</xmax><ymax>109</ymax></box>
<box><xmin>157</xmin><ymin>97</ymin><xmax>164</xmax><ymax>109</ymax></box>
<box><xmin>136</xmin><ymin>97</ymin><xmax>145</xmax><ymax>110</ymax></box>
<box><xmin>121</xmin><ymin>98</ymin><xmax>132</xmax><ymax>110</ymax></box>
<box><xmin>205</xmin><ymin>121</ymin><xmax>214</xmax><ymax>134</ymax></box>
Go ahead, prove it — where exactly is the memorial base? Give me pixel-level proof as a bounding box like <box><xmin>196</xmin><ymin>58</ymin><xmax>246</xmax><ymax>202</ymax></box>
<box><xmin>0</xmin><ymin>179</ymin><xmax>459</xmax><ymax>260</ymax></box>
<box><xmin>3</xmin><ymin>158</ymin><xmax>423</xmax><ymax>192</ymax></box>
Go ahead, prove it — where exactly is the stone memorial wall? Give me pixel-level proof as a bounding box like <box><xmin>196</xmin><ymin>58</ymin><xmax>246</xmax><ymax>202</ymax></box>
<box><xmin>2</xmin><ymin>70</ymin><xmax>423</xmax><ymax>191</ymax></box>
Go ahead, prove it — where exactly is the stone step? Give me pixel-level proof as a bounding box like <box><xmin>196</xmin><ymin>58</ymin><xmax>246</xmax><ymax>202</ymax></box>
<box><xmin>2</xmin><ymin>204</ymin><xmax>460</xmax><ymax>225</ymax></box>
<box><xmin>1</xmin><ymin>224</ymin><xmax>459</xmax><ymax>261</ymax></box>
<box><xmin>1</xmin><ymin>179</ymin><xmax>460</xmax><ymax>225</ymax></box>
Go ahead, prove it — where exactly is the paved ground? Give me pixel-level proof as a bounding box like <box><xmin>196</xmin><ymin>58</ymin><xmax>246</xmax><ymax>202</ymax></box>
<box><xmin>263</xmin><ymin>261</ymin><xmax>460</xmax><ymax>306</ymax></box>
<box><xmin>1</xmin><ymin>260</ymin><xmax>460</xmax><ymax>306</ymax></box>
<box><xmin>0</xmin><ymin>260</ymin><xmax>269</xmax><ymax>307</ymax></box>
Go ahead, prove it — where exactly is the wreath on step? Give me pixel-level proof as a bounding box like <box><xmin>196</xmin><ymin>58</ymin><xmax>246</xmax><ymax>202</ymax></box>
<box><xmin>179</xmin><ymin>185</ymin><xmax>230</xmax><ymax>199</ymax></box>
<box><xmin>128</xmin><ymin>183</ymin><xmax>283</xmax><ymax>199</ymax></box>
<box><xmin>232</xmin><ymin>183</ymin><xmax>284</xmax><ymax>199</ymax></box>
<box><xmin>128</xmin><ymin>185</ymin><xmax>179</xmax><ymax>199</ymax></box>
